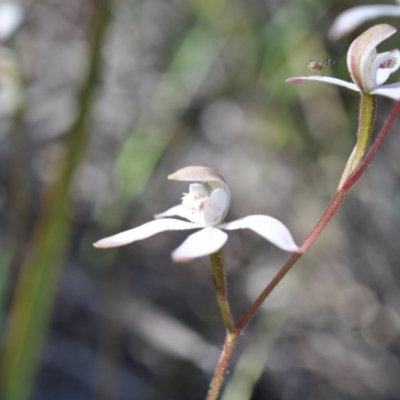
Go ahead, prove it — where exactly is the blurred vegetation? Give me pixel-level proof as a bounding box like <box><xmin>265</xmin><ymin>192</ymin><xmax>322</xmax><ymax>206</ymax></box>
<box><xmin>1</xmin><ymin>0</ymin><xmax>400</xmax><ymax>399</ymax></box>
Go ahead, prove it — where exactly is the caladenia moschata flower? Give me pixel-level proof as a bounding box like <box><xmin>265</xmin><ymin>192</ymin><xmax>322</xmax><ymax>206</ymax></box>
<box><xmin>287</xmin><ymin>24</ymin><xmax>400</xmax><ymax>187</ymax></box>
<box><xmin>329</xmin><ymin>1</ymin><xmax>400</xmax><ymax>40</ymax></box>
<box><xmin>94</xmin><ymin>166</ymin><xmax>300</xmax><ymax>262</ymax></box>
<box><xmin>286</xmin><ymin>24</ymin><xmax>400</xmax><ymax>100</ymax></box>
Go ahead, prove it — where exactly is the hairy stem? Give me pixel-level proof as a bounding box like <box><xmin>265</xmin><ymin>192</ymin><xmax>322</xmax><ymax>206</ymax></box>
<box><xmin>210</xmin><ymin>250</ymin><xmax>236</xmax><ymax>334</ymax></box>
<box><xmin>343</xmin><ymin>99</ymin><xmax>400</xmax><ymax>191</ymax></box>
<box><xmin>339</xmin><ymin>94</ymin><xmax>376</xmax><ymax>188</ymax></box>
<box><xmin>206</xmin><ymin>333</ymin><xmax>237</xmax><ymax>400</ymax></box>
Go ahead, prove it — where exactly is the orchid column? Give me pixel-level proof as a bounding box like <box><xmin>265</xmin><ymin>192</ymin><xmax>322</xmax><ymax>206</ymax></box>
<box><xmin>287</xmin><ymin>24</ymin><xmax>400</xmax><ymax>187</ymax></box>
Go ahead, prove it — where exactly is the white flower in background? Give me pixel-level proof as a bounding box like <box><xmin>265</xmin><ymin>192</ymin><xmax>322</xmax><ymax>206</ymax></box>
<box><xmin>286</xmin><ymin>24</ymin><xmax>400</xmax><ymax>100</ymax></box>
<box><xmin>329</xmin><ymin>1</ymin><xmax>400</xmax><ymax>40</ymax></box>
<box><xmin>0</xmin><ymin>2</ymin><xmax>23</xmax><ymax>42</ymax></box>
<box><xmin>0</xmin><ymin>2</ymin><xmax>24</xmax><ymax>115</ymax></box>
<box><xmin>94</xmin><ymin>166</ymin><xmax>300</xmax><ymax>262</ymax></box>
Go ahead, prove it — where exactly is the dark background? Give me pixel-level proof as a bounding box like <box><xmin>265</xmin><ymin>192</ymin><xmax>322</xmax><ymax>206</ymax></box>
<box><xmin>2</xmin><ymin>0</ymin><xmax>400</xmax><ymax>399</ymax></box>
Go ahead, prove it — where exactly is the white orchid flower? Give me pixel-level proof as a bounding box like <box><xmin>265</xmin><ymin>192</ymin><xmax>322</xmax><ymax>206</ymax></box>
<box><xmin>286</xmin><ymin>24</ymin><xmax>400</xmax><ymax>101</ymax></box>
<box><xmin>94</xmin><ymin>166</ymin><xmax>300</xmax><ymax>263</ymax></box>
<box><xmin>0</xmin><ymin>2</ymin><xmax>23</xmax><ymax>42</ymax></box>
<box><xmin>329</xmin><ymin>1</ymin><xmax>400</xmax><ymax>40</ymax></box>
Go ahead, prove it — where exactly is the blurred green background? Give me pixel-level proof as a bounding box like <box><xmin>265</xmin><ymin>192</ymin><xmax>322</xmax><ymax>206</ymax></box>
<box><xmin>1</xmin><ymin>0</ymin><xmax>400</xmax><ymax>399</ymax></box>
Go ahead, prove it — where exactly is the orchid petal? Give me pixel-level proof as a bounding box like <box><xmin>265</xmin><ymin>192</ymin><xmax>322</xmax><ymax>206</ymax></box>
<box><xmin>374</xmin><ymin>49</ymin><xmax>400</xmax><ymax>86</ymax></box>
<box><xmin>0</xmin><ymin>2</ymin><xmax>23</xmax><ymax>41</ymax></box>
<box><xmin>372</xmin><ymin>82</ymin><xmax>400</xmax><ymax>100</ymax></box>
<box><xmin>154</xmin><ymin>204</ymin><xmax>204</xmax><ymax>224</ymax></box>
<box><xmin>219</xmin><ymin>215</ymin><xmax>300</xmax><ymax>252</ymax></box>
<box><xmin>203</xmin><ymin>187</ymin><xmax>230</xmax><ymax>226</ymax></box>
<box><xmin>329</xmin><ymin>5</ymin><xmax>400</xmax><ymax>40</ymax></box>
<box><xmin>286</xmin><ymin>76</ymin><xmax>359</xmax><ymax>92</ymax></box>
<box><xmin>94</xmin><ymin>219</ymin><xmax>199</xmax><ymax>248</ymax></box>
<box><xmin>154</xmin><ymin>204</ymin><xmax>185</xmax><ymax>219</ymax></box>
<box><xmin>376</xmin><ymin>69</ymin><xmax>391</xmax><ymax>87</ymax></box>
<box><xmin>172</xmin><ymin>227</ymin><xmax>228</xmax><ymax>262</ymax></box>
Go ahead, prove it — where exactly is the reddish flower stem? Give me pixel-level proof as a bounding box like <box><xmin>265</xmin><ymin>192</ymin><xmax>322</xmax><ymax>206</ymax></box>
<box><xmin>236</xmin><ymin>190</ymin><xmax>345</xmax><ymax>333</ymax></box>
<box><xmin>237</xmin><ymin>102</ymin><xmax>400</xmax><ymax>333</ymax></box>
<box><xmin>206</xmin><ymin>99</ymin><xmax>400</xmax><ymax>400</ymax></box>
<box><xmin>206</xmin><ymin>333</ymin><xmax>236</xmax><ymax>400</ymax></box>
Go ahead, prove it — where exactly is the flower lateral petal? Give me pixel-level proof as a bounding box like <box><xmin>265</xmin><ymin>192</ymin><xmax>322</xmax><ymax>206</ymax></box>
<box><xmin>286</xmin><ymin>76</ymin><xmax>360</xmax><ymax>92</ymax></box>
<box><xmin>372</xmin><ymin>82</ymin><xmax>400</xmax><ymax>100</ymax></box>
<box><xmin>155</xmin><ymin>204</ymin><xmax>204</xmax><ymax>224</ymax></box>
<box><xmin>219</xmin><ymin>215</ymin><xmax>301</xmax><ymax>253</ymax></box>
<box><xmin>93</xmin><ymin>219</ymin><xmax>198</xmax><ymax>249</ymax></box>
<box><xmin>171</xmin><ymin>227</ymin><xmax>228</xmax><ymax>263</ymax></box>
<box><xmin>203</xmin><ymin>187</ymin><xmax>230</xmax><ymax>226</ymax></box>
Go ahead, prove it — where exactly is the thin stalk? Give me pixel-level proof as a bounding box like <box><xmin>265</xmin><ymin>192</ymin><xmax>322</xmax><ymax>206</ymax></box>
<box><xmin>343</xmin><ymin>99</ymin><xmax>400</xmax><ymax>191</ymax></box>
<box><xmin>354</xmin><ymin>93</ymin><xmax>376</xmax><ymax>164</ymax></box>
<box><xmin>206</xmin><ymin>333</ymin><xmax>236</xmax><ymax>400</ymax></box>
<box><xmin>0</xmin><ymin>2</ymin><xmax>112</xmax><ymax>400</ymax></box>
<box><xmin>339</xmin><ymin>94</ymin><xmax>376</xmax><ymax>187</ymax></box>
<box><xmin>210</xmin><ymin>250</ymin><xmax>236</xmax><ymax>334</ymax></box>
<box><xmin>206</xmin><ymin>100</ymin><xmax>400</xmax><ymax>400</ymax></box>
<box><xmin>236</xmin><ymin>190</ymin><xmax>345</xmax><ymax>333</ymax></box>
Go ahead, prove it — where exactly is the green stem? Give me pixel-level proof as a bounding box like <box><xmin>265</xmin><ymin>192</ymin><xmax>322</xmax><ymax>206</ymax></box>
<box><xmin>210</xmin><ymin>250</ymin><xmax>236</xmax><ymax>334</ymax></box>
<box><xmin>0</xmin><ymin>2</ymin><xmax>112</xmax><ymax>399</ymax></box>
<box><xmin>343</xmin><ymin>99</ymin><xmax>400</xmax><ymax>191</ymax></box>
<box><xmin>354</xmin><ymin>94</ymin><xmax>376</xmax><ymax>163</ymax></box>
<box><xmin>339</xmin><ymin>93</ymin><xmax>376</xmax><ymax>187</ymax></box>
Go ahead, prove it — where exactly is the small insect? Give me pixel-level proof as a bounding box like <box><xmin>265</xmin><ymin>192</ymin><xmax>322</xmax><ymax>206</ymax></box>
<box><xmin>308</xmin><ymin>58</ymin><xmax>335</xmax><ymax>75</ymax></box>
